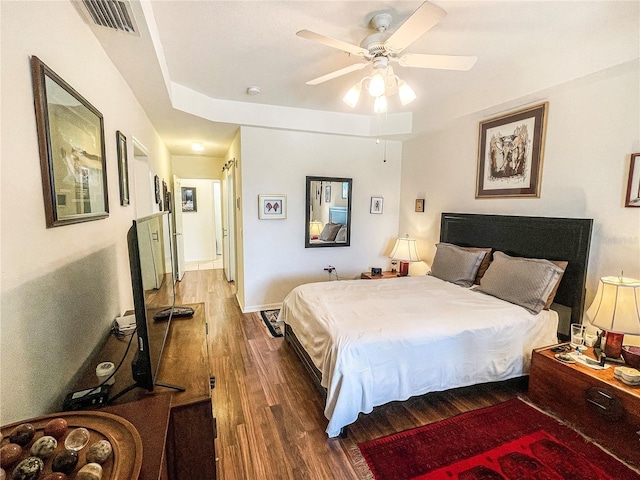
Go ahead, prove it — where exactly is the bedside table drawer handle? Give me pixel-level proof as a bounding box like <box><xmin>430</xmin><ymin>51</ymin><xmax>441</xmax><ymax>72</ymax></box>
<box><xmin>587</xmin><ymin>399</ymin><xmax>609</xmax><ymax>410</ymax></box>
<box><xmin>585</xmin><ymin>387</ymin><xmax>625</xmax><ymax>422</ymax></box>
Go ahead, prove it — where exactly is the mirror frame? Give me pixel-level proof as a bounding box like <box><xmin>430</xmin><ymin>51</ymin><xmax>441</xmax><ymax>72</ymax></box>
<box><xmin>305</xmin><ymin>176</ymin><xmax>352</xmax><ymax>248</ymax></box>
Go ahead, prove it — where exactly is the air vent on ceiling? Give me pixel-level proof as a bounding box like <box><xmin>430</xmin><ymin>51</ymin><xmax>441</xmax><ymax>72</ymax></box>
<box><xmin>77</xmin><ymin>0</ymin><xmax>139</xmax><ymax>35</ymax></box>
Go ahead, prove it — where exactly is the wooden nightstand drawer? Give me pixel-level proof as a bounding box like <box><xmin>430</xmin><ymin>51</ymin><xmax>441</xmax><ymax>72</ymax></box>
<box><xmin>529</xmin><ymin>346</ymin><xmax>640</xmax><ymax>468</ymax></box>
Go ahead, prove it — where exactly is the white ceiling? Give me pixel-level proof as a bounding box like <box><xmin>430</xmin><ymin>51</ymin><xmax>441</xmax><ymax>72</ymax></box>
<box><xmin>83</xmin><ymin>1</ymin><xmax>639</xmax><ymax>157</ymax></box>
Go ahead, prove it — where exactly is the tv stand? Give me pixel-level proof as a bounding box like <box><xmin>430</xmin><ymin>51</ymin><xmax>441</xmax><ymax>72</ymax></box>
<box><xmin>72</xmin><ymin>303</ymin><xmax>216</xmax><ymax>479</ymax></box>
<box><xmin>108</xmin><ymin>380</ymin><xmax>186</xmax><ymax>405</ymax></box>
<box><xmin>155</xmin><ymin>381</ymin><xmax>186</xmax><ymax>392</ymax></box>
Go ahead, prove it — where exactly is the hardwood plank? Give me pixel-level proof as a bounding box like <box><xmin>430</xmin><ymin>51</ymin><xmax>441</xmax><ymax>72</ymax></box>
<box><xmin>174</xmin><ymin>269</ymin><xmax>527</xmax><ymax>479</ymax></box>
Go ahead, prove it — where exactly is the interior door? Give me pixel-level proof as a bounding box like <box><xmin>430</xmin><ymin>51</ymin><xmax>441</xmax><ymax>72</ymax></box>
<box><xmin>172</xmin><ymin>175</ymin><xmax>185</xmax><ymax>281</ymax></box>
<box><xmin>222</xmin><ymin>168</ymin><xmax>235</xmax><ymax>282</ymax></box>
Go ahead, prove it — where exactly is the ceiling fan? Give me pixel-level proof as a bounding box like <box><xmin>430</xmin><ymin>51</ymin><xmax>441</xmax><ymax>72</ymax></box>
<box><xmin>297</xmin><ymin>1</ymin><xmax>477</xmax><ymax>87</ymax></box>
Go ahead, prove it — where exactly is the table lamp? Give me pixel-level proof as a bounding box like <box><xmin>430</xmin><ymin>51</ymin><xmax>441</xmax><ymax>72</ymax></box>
<box><xmin>309</xmin><ymin>221</ymin><xmax>323</xmax><ymax>239</ymax></box>
<box><xmin>389</xmin><ymin>234</ymin><xmax>421</xmax><ymax>276</ymax></box>
<box><xmin>585</xmin><ymin>275</ymin><xmax>640</xmax><ymax>358</ymax></box>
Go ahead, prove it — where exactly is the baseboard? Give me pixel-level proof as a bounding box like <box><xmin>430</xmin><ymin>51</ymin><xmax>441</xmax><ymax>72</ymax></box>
<box><xmin>241</xmin><ymin>302</ymin><xmax>282</xmax><ymax>314</ymax></box>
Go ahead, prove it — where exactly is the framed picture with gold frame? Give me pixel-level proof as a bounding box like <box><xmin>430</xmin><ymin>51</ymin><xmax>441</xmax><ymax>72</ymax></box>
<box><xmin>31</xmin><ymin>56</ymin><xmax>108</xmax><ymax>227</ymax></box>
<box><xmin>476</xmin><ymin>102</ymin><xmax>548</xmax><ymax>198</ymax></box>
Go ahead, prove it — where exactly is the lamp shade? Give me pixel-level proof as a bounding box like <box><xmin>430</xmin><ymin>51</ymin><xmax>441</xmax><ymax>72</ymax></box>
<box><xmin>585</xmin><ymin>276</ymin><xmax>640</xmax><ymax>335</ymax></box>
<box><xmin>309</xmin><ymin>221</ymin><xmax>323</xmax><ymax>238</ymax></box>
<box><xmin>343</xmin><ymin>83</ymin><xmax>361</xmax><ymax>108</ymax></box>
<box><xmin>389</xmin><ymin>235</ymin><xmax>421</xmax><ymax>262</ymax></box>
<box><xmin>368</xmin><ymin>73</ymin><xmax>386</xmax><ymax>97</ymax></box>
<box><xmin>373</xmin><ymin>95</ymin><xmax>388</xmax><ymax>114</ymax></box>
<box><xmin>398</xmin><ymin>81</ymin><xmax>416</xmax><ymax>105</ymax></box>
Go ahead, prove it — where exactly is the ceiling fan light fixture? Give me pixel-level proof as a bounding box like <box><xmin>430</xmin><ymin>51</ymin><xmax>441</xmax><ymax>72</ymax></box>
<box><xmin>398</xmin><ymin>80</ymin><xmax>417</xmax><ymax>105</ymax></box>
<box><xmin>374</xmin><ymin>95</ymin><xmax>388</xmax><ymax>114</ymax></box>
<box><xmin>368</xmin><ymin>72</ymin><xmax>386</xmax><ymax>97</ymax></box>
<box><xmin>343</xmin><ymin>82</ymin><xmax>362</xmax><ymax>108</ymax></box>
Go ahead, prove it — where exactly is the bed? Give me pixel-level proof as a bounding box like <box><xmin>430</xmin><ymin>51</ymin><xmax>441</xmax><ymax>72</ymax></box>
<box><xmin>280</xmin><ymin>213</ymin><xmax>593</xmax><ymax>437</ymax></box>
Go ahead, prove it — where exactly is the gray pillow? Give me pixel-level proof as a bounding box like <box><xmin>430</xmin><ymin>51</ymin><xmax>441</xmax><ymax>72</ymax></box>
<box><xmin>476</xmin><ymin>251</ymin><xmax>565</xmax><ymax>314</ymax></box>
<box><xmin>319</xmin><ymin>223</ymin><xmax>341</xmax><ymax>241</ymax></box>
<box><xmin>334</xmin><ymin>225</ymin><xmax>347</xmax><ymax>243</ymax></box>
<box><xmin>429</xmin><ymin>243</ymin><xmax>488</xmax><ymax>287</ymax></box>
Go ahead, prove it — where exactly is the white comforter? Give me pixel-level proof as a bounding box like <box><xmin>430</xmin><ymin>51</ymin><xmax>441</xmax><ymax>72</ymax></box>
<box><xmin>279</xmin><ymin>275</ymin><xmax>558</xmax><ymax>437</ymax></box>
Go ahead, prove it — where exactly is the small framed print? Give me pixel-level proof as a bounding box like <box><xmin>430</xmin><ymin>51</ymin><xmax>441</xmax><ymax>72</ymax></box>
<box><xmin>415</xmin><ymin>199</ymin><xmax>425</xmax><ymax>212</ymax></box>
<box><xmin>342</xmin><ymin>182</ymin><xmax>349</xmax><ymax>199</ymax></box>
<box><xmin>325</xmin><ymin>185</ymin><xmax>332</xmax><ymax>203</ymax></box>
<box><xmin>370</xmin><ymin>196</ymin><xmax>383</xmax><ymax>214</ymax></box>
<box><xmin>154</xmin><ymin>175</ymin><xmax>161</xmax><ymax>204</ymax></box>
<box><xmin>625</xmin><ymin>153</ymin><xmax>640</xmax><ymax>207</ymax></box>
<box><xmin>181</xmin><ymin>186</ymin><xmax>197</xmax><ymax>212</ymax></box>
<box><xmin>258</xmin><ymin>194</ymin><xmax>287</xmax><ymax>219</ymax></box>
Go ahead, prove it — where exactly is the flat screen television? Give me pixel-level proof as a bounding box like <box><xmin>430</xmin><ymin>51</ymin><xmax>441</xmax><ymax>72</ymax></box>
<box><xmin>113</xmin><ymin>212</ymin><xmax>185</xmax><ymax>401</ymax></box>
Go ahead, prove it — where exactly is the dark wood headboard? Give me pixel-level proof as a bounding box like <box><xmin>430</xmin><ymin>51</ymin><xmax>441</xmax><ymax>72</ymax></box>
<box><xmin>440</xmin><ymin>213</ymin><xmax>593</xmax><ymax>326</ymax></box>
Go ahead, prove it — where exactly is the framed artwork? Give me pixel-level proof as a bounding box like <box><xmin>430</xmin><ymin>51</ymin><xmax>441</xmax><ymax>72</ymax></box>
<box><xmin>181</xmin><ymin>186</ymin><xmax>197</xmax><ymax>212</ymax></box>
<box><xmin>116</xmin><ymin>131</ymin><xmax>129</xmax><ymax>206</ymax></box>
<box><xmin>325</xmin><ymin>185</ymin><xmax>332</xmax><ymax>203</ymax></box>
<box><xmin>625</xmin><ymin>153</ymin><xmax>640</xmax><ymax>207</ymax></box>
<box><xmin>162</xmin><ymin>180</ymin><xmax>169</xmax><ymax>211</ymax></box>
<box><xmin>31</xmin><ymin>56</ymin><xmax>108</xmax><ymax>227</ymax></box>
<box><xmin>370</xmin><ymin>196</ymin><xmax>384</xmax><ymax>214</ymax></box>
<box><xmin>258</xmin><ymin>194</ymin><xmax>287</xmax><ymax>219</ymax></box>
<box><xmin>476</xmin><ymin>102</ymin><xmax>548</xmax><ymax>198</ymax></box>
<box><xmin>415</xmin><ymin>199</ymin><xmax>425</xmax><ymax>212</ymax></box>
<box><xmin>166</xmin><ymin>191</ymin><xmax>172</xmax><ymax>213</ymax></box>
<box><xmin>342</xmin><ymin>182</ymin><xmax>349</xmax><ymax>199</ymax></box>
<box><xmin>154</xmin><ymin>175</ymin><xmax>161</xmax><ymax>204</ymax></box>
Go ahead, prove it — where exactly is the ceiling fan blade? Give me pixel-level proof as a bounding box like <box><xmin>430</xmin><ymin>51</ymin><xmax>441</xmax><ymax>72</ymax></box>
<box><xmin>397</xmin><ymin>53</ymin><xmax>477</xmax><ymax>71</ymax></box>
<box><xmin>306</xmin><ymin>63</ymin><xmax>369</xmax><ymax>86</ymax></box>
<box><xmin>384</xmin><ymin>2</ymin><xmax>447</xmax><ymax>54</ymax></box>
<box><xmin>297</xmin><ymin>30</ymin><xmax>370</xmax><ymax>58</ymax></box>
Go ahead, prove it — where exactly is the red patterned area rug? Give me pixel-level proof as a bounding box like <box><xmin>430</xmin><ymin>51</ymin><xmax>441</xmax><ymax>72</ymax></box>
<box><xmin>357</xmin><ymin>398</ymin><xmax>640</xmax><ymax>480</ymax></box>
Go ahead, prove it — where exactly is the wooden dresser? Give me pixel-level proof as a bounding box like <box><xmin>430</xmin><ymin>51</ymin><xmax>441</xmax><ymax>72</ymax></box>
<box><xmin>529</xmin><ymin>344</ymin><xmax>640</xmax><ymax>468</ymax></box>
<box><xmin>72</xmin><ymin>303</ymin><xmax>216</xmax><ymax>479</ymax></box>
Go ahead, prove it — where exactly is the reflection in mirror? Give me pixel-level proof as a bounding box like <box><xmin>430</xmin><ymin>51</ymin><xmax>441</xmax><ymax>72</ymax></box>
<box><xmin>305</xmin><ymin>176</ymin><xmax>352</xmax><ymax>248</ymax></box>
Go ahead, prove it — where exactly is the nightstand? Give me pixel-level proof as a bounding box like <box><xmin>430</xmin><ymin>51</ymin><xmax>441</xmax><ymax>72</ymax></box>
<box><xmin>528</xmin><ymin>344</ymin><xmax>640</xmax><ymax>468</ymax></box>
<box><xmin>360</xmin><ymin>271</ymin><xmax>399</xmax><ymax>280</ymax></box>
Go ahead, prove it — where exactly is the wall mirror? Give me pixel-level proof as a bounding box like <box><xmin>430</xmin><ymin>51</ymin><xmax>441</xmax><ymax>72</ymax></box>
<box><xmin>306</xmin><ymin>176</ymin><xmax>352</xmax><ymax>248</ymax></box>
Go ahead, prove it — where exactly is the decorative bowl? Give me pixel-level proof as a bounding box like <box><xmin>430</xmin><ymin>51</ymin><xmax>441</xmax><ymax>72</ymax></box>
<box><xmin>621</xmin><ymin>346</ymin><xmax>640</xmax><ymax>369</ymax></box>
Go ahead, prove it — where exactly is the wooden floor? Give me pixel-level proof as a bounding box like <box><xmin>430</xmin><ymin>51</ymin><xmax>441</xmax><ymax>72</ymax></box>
<box><xmin>173</xmin><ymin>269</ymin><xmax>528</xmax><ymax>480</ymax></box>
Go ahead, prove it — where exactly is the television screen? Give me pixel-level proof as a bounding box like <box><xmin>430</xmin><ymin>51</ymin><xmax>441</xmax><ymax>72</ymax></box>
<box><xmin>127</xmin><ymin>212</ymin><xmax>175</xmax><ymax>391</ymax></box>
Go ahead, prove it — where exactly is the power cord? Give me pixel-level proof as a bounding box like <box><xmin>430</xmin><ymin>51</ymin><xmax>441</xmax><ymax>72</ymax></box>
<box><xmin>65</xmin><ymin>325</ymin><xmax>137</xmax><ymax>405</ymax></box>
<box><xmin>325</xmin><ymin>267</ymin><xmax>349</xmax><ymax>281</ymax></box>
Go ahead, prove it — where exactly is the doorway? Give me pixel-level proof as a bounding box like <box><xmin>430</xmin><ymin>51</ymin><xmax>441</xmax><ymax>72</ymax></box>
<box><xmin>131</xmin><ymin>138</ymin><xmax>153</xmax><ymax>218</ymax></box>
<box><xmin>173</xmin><ymin>177</ymin><xmax>223</xmax><ymax>272</ymax></box>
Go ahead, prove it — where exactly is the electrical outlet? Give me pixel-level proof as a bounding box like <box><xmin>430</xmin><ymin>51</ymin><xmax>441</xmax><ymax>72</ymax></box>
<box><xmin>324</xmin><ymin>265</ymin><xmax>334</xmax><ymax>273</ymax></box>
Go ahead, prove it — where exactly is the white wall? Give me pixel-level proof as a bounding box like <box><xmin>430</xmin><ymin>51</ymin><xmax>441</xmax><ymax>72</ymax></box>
<box><xmin>0</xmin><ymin>1</ymin><xmax>171</xmax><ymax>423</ymax></box>
<box><xmin>239</xmin><ymin>126</ymin><xmax>402</xmax><ymax>312</ymax></box>
<box><xmin>400</xmin><ymin>61</ymin><xmax>640</xmax><ymax>336</ymax></box>
<box><xmin>172</xmin><ymin>154</ymin><xmax>225</xmax><ymax>180</ymax></box>
<box><xmin>180</xmin><ymin>178</ymin><xmax>216</xmax><ymax>262</ymax></box>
